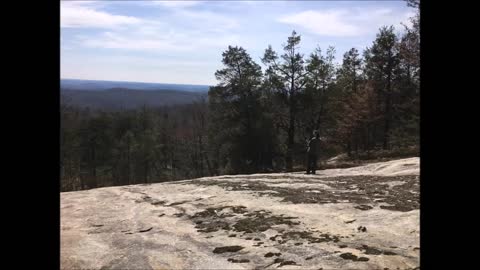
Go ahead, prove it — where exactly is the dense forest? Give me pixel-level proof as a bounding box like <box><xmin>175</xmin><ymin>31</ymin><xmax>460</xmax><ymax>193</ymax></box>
<box><xmin>60</xmin><ymin>1</ymin><xmax>419</xmax><ymax>192</ymax></box>
<box><xmin>61</xmin><ymin>88</ymin><xmax>207</xmax><ymax>110</ymax></box>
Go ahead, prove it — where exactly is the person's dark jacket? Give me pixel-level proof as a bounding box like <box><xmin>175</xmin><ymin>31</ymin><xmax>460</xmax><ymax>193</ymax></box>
<box><xmin>307</xmin><ymin>137</ymin><xmax>321</xmax><ymax>155</ymax></box>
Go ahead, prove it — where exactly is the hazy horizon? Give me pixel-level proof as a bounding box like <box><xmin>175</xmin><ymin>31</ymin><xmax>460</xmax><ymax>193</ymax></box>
<box><xmin>61</xmin><ymin>77</ymin><xmax>213</xmax><ymax>87</ymax></box>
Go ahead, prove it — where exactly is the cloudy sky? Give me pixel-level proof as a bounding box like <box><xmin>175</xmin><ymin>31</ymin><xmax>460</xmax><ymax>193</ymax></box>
<box><xmin>61</xmin><ymin>1</ymin><xmax>416</xmax><ymax>86</ymax></box>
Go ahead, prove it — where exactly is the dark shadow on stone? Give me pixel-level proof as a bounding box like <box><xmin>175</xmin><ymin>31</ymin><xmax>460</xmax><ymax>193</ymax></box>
<box><xmin>213</xmin><ymin>246</ymin><xmax>244</xmax><ymax>254</ymax></box>
<box><xmin>265</xmin><ymin>252</ymin><xmax>281</xmax><ymax>257</ymax></box>
<box><xmin>355</xmin><ymin>205</ymin><xmax>373</xmax><ymax>211</ymax></box>
<box><xmin>138</xmin><ymin>227</ymin><xmax>152</xmax><ymax>233</ymax></box>
<box><xmin>227</xmin><ymin>258</ymin><xmax>250</xmax><ymax>263</ymax></box>
<box><xmin>339</xmin><ymin>253</ymin><xmax>369</xmax><ymax>262</ymax></box>
<box><xmin>278</xmin><ymin>260</ymin><xmax>298</xmax><ymax>267</ymax></box>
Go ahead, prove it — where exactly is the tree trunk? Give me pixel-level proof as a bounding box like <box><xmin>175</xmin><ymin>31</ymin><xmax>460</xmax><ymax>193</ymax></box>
<box><xmin>127</xmin><ymin>140</ymin><xmax>131</xmax><ymax>185</ymax></box>
<box><xmin>144</xmin><ymin>160</ymin><xmax>149</xmax><ymax>183</ymax></box>
<box><xmin>90</xmin><ymin>141</ymin><xmax>97</xmax><ymax>189</ymax></box>
<box><xmin>354</xmin><ymin>133</ymin><xmax>359</xmax><ymax>156</ymax></box>
<box><xmin>364</xmin><ymin>125</ymin><xmax>370</xmax><ymax>151</ymax></box>
<box><xmin>383</xmin><ymin>73</ymin><xmax>392</xmax><ymax>150</ymax></box>
<box><xmin>286</xmin><ymin>101</ymin><xmax>295</xmax><ymax>171</ymax></box>
<box><xmin>204</xmin><ymin>151</ymin><xmax>214</xmax><ymax>176</ymax></box>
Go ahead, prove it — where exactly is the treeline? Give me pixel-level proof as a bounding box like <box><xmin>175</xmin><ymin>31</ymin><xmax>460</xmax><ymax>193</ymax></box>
<box><xmin>60</xmin><ymin>88</ymin><xmax>207</xmax><ymax>110</ymax></box>
<box><xmin>60</xmin><ymin>101</ymin><xmax>213</xmax><ymax>191</ymax></box>
<box><xmin>61</xmin><ymin>1</ymin><xmax>419</xmax><ymax>191</ymax></box>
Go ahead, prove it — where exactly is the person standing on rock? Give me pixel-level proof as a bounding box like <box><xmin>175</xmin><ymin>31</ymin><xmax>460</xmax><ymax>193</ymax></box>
<box><xmin>306</xmin><ymin>130</ymin><xmax>321</xmax><ymax>174</ymax></box>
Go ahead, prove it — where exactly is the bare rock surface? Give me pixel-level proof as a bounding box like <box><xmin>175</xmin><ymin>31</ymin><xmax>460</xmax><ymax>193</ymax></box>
<box><xmin>61</xmin><ymin>157</ymin><xmax>420</xmax><ymax>269</ymax></box>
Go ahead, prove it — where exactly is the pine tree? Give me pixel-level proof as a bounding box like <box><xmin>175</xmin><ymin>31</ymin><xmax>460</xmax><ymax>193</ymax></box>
<box><xmin>390</xmin><ymin>3</ymin><xmax>420</xmax><ymax>149</ymax></box>
<box><xmin>300</xmin><ymin>46</ymin><xmax>337</xmax><ymax>137</ymax></box>
<box><xmin>334</xmin><ymin>48</ymin><xmax>366</xmax><ymax>154</ymax></box>
<box><xmin>262</xmin><ymin>30</ymin><xmax>308</xmax><ymax>171</ymax></box>
<box><xmin>364</xmin><ymin>26</ymin><xmax>400</xmax><ymax>149</ymax></box>
<box><xmin>209</xmin><ymin>45</ymin><xmax>271</xmax><ymax>173</ymax></box>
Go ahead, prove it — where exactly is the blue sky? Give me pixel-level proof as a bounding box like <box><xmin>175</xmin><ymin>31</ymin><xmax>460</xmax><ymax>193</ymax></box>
<box><xmin>61</xmin><ymin>1</ymin><xmax>416</xmax><ymax>86</ymax></box>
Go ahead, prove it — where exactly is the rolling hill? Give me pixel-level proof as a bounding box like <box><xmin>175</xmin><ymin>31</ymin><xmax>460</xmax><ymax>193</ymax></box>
<box><xmin>61</xmin><ymin>79</ymin><xmax>211</xmax><ymax>92</ymax></box>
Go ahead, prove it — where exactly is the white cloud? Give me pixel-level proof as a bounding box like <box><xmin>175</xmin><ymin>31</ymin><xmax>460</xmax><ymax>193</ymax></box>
<box><xmin>176</xmin><ymin>9</ymin><xmax>239</xmax><ymax>31</ymax></box>
<box><xmin>61</xmin><ymin>1</ymin><xmax>142</xmax><ymax>28</ymax></box>
<box><xmin>82</xmin><ymin>31</ymin><xmax>189</xmax><ymax>51</ymax></box>
<box><xmin>278</xmin><ymin>10</ymin><xmax>358</xmax><ymax>37</ymax></box>
<box><xmin>80</xmin><ymin>27</ymin><xmax>239</xmax><ymax>52</ymax></box>
<box><xmin>278</xmin><ymin>8</ymin><xmax>414</xmax><ymax>37</ymax></box>
<box><xmin>67</xmin><ymin>1</ymin><xmax>240</xmax><ymax>52</ymax></box>
<box><xmin>239</xmin><ymin>1</ymin><xmax>258</xmax><ymax>5</ymax></box>
<box><xmin>146</xmin><ymin>1</ymin><xmax>202</xmax><ymax>8</ymax></box>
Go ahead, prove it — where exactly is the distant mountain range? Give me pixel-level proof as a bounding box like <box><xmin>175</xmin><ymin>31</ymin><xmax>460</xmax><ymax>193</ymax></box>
<box><xmin>60</xmin><ymin>79</ymin><xmax>211</xmax><ymax>110</ymax></box>
<box><xmin>61</xmin><ymin>79</ymin><xmax>211</xmax><ymax>92</ymax></box>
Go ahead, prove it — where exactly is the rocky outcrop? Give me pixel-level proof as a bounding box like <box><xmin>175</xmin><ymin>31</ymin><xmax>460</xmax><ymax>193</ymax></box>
<box><xmin>61</xmin><ymin>157</ymin><xmax>420</xmax><ymax>269</ymax></box>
